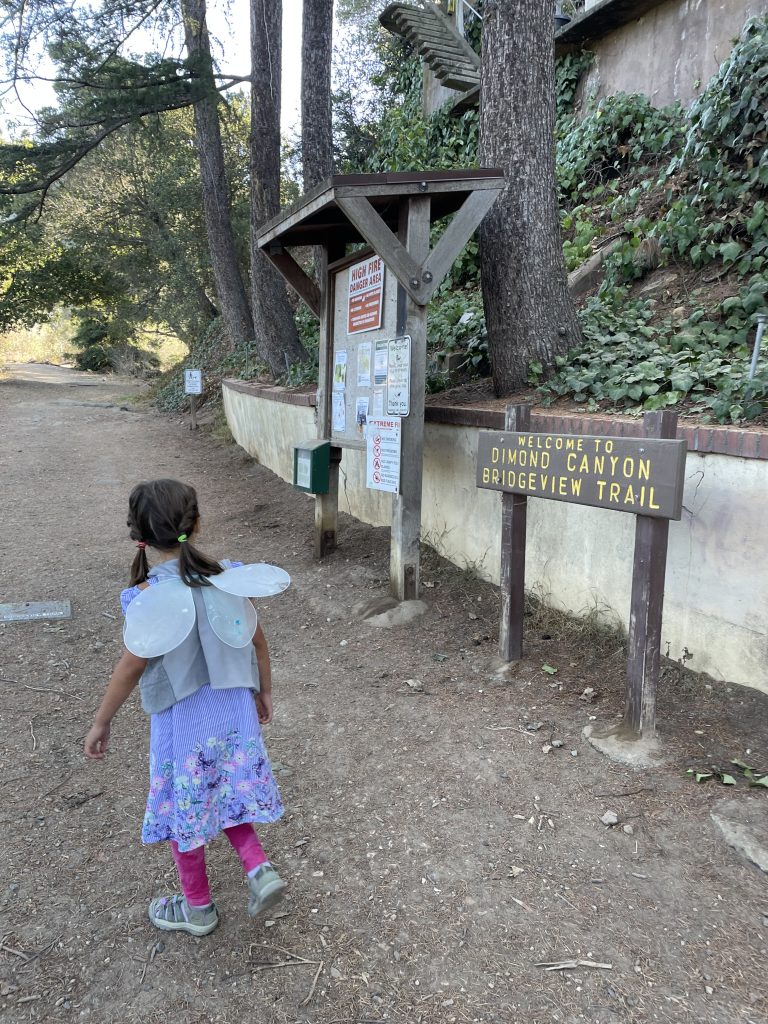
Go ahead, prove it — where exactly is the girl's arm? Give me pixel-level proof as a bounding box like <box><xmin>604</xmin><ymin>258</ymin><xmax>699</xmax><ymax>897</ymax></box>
<box><xmin>252</xmin><ymin>622</ymin><xmax>273</xmax><ymax>724</ymax></box>
<box><xmin>84</xmin><ymin>650</ymin><xmax>147</xmax><ymax>759</ymax></box>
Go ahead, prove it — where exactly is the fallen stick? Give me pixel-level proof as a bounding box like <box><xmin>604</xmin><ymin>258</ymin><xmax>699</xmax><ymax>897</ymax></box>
<box><xmin>300</xmin><ymin>960</ymin><xmax>324</xmax><ymax>1007</ymax></box>
<box><xmin>29</xmin><ymin>720</ymin><xmax>37</xmax><ymax>752</ymax></box>
<box><xmin>535</xmin><ymin>959</ymin><xmax>613</xmax><ymax>971</ymax></box>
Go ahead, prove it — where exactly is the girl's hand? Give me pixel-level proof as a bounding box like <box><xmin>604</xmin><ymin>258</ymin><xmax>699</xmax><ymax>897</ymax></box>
<box><xmin>255</xmin><ymin>691</ymin><xmax>273</xmax><ymax>725</ymax></box>
<box><xmin>84</xmin><ymin>721</ymin><xmax>111</xmax><ymax>760</ymax></box>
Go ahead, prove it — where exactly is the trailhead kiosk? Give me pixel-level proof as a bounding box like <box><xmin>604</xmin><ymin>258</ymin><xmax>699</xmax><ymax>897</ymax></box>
<box><xmin>257</xmin><ymin>170</ymin><xmax>504</xmax><ymax>601</ymax></box>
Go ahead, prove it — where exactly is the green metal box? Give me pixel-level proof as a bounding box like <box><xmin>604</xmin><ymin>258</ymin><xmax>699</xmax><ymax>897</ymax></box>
<box><xmin>293</xmin><ymin>439</ymin><xmax>331</xmax><ymax>494</ymax></box>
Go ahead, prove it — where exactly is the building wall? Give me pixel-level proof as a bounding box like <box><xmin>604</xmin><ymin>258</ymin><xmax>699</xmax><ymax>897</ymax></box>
<box><xmin>223</xmin><ymin>383</ymin><xmax>768</xmax><ymax>696</ymax></box>
<box><xmin>579</xmin><ymin>0</ymin><xmax>765</xmax><ymax>109</ymax></box>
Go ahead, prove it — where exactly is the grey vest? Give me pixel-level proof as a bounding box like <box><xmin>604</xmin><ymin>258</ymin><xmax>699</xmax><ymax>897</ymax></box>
<box><xmin>137</xmin><ymin>559</ymin><xmax>260</xmax><ymax>715</ymax></box>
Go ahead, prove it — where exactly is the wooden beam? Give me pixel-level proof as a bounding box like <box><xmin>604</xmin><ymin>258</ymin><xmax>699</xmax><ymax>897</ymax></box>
<box><xmin>390</xmin><ymin>195</ymin><xmax>431</xmax><ymax>600</ymax></box>
<box><xmin>624</xmin><ymin>410</ymin><xmax>678</xmax><ymax>736</ymax></box>
<box><xmin>499</xmin><ymin>404</ymin><xmax>530</xmax><ymax>661</ymax></box>
<box><xmin>421</xmin><ymin>188</ymin><xmax>502</xmax><ymax>302</ymax></box>
<box><xmin>336</xmin><ymin>195</ymin><xmax>426</xmax><ymax>305</ymax></box>
<box><xmin>314</xmin><ymin>246</ymin><xmax>343</xmax><ymax>559</ymax></box>
<box><xmin>266</xmin><ymin>249</ymin><xmax>321</xmax><ymax>318</ymax></box>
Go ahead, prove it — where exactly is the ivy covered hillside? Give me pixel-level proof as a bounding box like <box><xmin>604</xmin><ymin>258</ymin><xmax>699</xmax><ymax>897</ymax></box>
<box><xmin>333</xmin><ymin>15</ymin><xmax>768</xmax><ymax>425</ymax></box>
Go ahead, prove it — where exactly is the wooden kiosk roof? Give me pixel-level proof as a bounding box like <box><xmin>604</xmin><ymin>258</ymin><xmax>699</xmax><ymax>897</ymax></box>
<box><xmin>257</xmin><ymin>169</ymin><xmax>504</xmax><ymax>250</ymax></box>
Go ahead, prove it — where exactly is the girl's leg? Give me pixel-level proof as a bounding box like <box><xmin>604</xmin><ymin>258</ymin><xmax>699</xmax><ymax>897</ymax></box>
<box><xmin>224</xmin><ymin>823</ymin><xmax>269</xmax><ymax>875</ymax></box>
<box><xmin>148</xmin><ymin>842</ymin><xmax>219</xmax><ymax>935</ymax></box>
<box><xmin>225</xmin><ymin>824</ymin><xmax>286</xmax><ymax>918</ymax></box>
<box><xmin>170</xmin><ymin>840</ymin><xmax>212</xmax><ymax>906</ymax></box>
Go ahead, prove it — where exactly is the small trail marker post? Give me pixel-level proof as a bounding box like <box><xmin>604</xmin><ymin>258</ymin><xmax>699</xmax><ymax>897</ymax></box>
<box><xmin>257</xmin><ymin>170</ymin><xmax>504</xmax><ymax>599</ymax></box>
<box><xmin>477</xmin><ymin>407</ymin><xmax>686</xmax><ymax>739</ymax></box>
<box><xmin>184</xmin><ymin>369</ymin><xmax>202</xmax><ymax>431</ymax></box>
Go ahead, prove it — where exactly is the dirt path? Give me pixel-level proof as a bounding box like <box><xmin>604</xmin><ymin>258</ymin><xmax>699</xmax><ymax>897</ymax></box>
<box><xmin>0</xmin><ymin>362</ymin><xmax>766</xmax><ymax>1024</ymax></box>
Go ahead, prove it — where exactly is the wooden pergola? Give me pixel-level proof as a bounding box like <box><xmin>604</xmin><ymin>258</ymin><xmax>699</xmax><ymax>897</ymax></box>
<box><xmin>257</xmin><ymin>169</ymin><xmax>504</xmax><ymax>601</ymax></box>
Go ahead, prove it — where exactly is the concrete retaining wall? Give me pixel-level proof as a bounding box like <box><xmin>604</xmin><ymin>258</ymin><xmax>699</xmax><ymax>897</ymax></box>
<box><xmin>223</xmin><ymin>380</ymin><xmax>768</xmax><ymax>695</ymax></box>
<box><xmin>569</xmin><ymin>0</ymin><xmax>764</xmax><ymax>111</ymax></box>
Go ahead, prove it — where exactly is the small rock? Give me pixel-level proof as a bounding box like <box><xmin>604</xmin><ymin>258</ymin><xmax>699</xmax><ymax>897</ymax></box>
<box><xmin>601</xmin><ymin>810</ymin><xmax>619</xmax><ymax>827</ymax></box>
<box><xmin>579</xmin><ymin>687</ymin><xmax>595</xmax><ymax>702</ymax></box>
<box><xmin>155</xmin><ymin>940</ymin><xmax>166</xmax><ymax>953</ymax></box>
<box><xmin>541</xmin><ymin>744</ymin><xmax>552</xmax><ymax>754</ymax></box>
<box><xmin>405</xmin><ymin>678</ymin><xmax>424</xmax><ymax>692</ymax></box>
<box><xmin>525</xmin><ymin>721</ymin><xmax>543</xmax><ymax>732</ymax></box>
<box><xmin>552</xmin><ymin>739</ymin><xmax>564</xmax><ymax>748</ymax></box>
<box><xmin>623</xmin><ymin>824</ymin><xmax>635</xmax><ymax>836</ymax></box>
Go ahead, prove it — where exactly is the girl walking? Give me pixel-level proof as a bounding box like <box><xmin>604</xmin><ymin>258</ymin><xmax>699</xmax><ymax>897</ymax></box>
<box><xmin>84</xmin><ymin>479</ymin><xmax>286</xmax><ymax>936</ymax></box>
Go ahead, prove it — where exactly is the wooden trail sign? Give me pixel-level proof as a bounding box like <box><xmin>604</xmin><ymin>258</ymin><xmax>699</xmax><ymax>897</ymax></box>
<box><xmin>476</xmin><ymin>430</ymin><xmax>686</xmax><ymax>520</ymax></box>
<box><xmin>477</xmin><ymin>406</ymin><xmax>686</xmax><ymax>739</ymax></box>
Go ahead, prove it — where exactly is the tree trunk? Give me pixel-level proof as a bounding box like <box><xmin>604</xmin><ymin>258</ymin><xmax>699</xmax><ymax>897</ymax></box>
<box><xmin>250</xmin><ymin>0</ymin><xmax>307</xmax><ymax>375</ymax></box>
<box><xmin>478</xmin><ymin>0</ymin><xmax>581</xmax><ymax>395</ymax></box>
<box><xmin>182</xmin><ymin>0</ymin><xmax>254</xmax><ymax>349</ymax></box>
<box><xmin>301</xmin><ymin>0</ymin><xmax>334</xmax><ymax>191</ymax></box>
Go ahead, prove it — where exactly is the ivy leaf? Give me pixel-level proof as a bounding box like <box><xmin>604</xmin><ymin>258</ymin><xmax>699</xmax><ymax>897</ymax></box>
<box><xmin>750</xmin><ymin>775</ymin><xmax>768</xmax><ymax>788</ymax></box>
<box><xmin>719</xmin><ymin>773</ymin><xmax>737</xmax><ymax>786</ymax></box>
<box><xmin>541</xmin><ymin>664</ymin><xmax>558</xmax><ymax>675</ymax></box>
<box><xmin>720</xmin><ymin>241</ymin><xmax>743</xmax><ymax>263</ymax></box>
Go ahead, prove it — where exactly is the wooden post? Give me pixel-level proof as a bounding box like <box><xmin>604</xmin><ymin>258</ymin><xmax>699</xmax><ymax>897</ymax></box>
<box><xmin>624</xmin><ymin>409</ymin><xmax>678</xmax><ymax>736</ymax></box>
<box><xmin>314</xmin><ymin>244</ymin><xmax>344</xmax><ymax>559</ymax></box>
<box><xmin>390</xmin><ymin>195</ymin><xmax>431</xmax><ymax>601</ymax></box>
<box><xmin>499</xmin><ymin>404</ymin><xmax>530</xmax><ymax>661</ymax></box>
<box><xmin>189</xmin><ymin>394</ymin><xmax>198</xmax><ymax>431</ymax></box>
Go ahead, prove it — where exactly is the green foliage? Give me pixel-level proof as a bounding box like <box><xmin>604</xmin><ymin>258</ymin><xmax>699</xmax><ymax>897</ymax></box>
<box><xmin>534</xmin><ymin>281</ymin><xmax>768</xmax><ymax>423</ymax></box>
<box><xmin>67</xmin><ymin>313</ymin><xmax>159</xmax><ymax>373</ymax></box>
<box><xmin>555</xmin><ymin>51</ymin><xmax>594</xmax><ymax>121</ymax></box>
<box><xmin>427</xmin><ymin>289</ymin><xmax>488</xmax><ymax>373</ymax></box>
<box><xmin>557</xmin><ymin>92</ymin><xmax>685</xmax><ymax>203</ymax></box>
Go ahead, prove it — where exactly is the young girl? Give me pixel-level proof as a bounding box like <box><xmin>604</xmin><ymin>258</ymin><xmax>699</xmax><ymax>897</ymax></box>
<box><xmin>84</xmin><ymin>478</ymin><xmax>286</xmax><ymax>936</ymax></box>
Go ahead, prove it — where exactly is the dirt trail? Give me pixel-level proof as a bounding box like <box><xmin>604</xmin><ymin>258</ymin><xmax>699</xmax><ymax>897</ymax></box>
<box><xmin>0</xmin><ymin>362</ymin><xmax>766</xmax><ymax>1024</ymax></box>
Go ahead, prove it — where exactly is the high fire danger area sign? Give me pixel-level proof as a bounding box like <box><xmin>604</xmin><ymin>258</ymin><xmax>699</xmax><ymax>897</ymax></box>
<box><xmin>366</xmin><ymin>417</ymin><xmax>401</xmax><ymax>493</ymax></box>
<box><xmin>347</xmin><ymin>255</ymin><xmax>384</xmax><ymax>335</ymax></box>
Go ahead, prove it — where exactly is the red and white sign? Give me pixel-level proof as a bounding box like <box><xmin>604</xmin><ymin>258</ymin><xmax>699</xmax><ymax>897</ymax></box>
<box><xmin>347</xmin><ymin>256</ymin><xmax>384</xmax><ymax>335</ymax></box>
<box><xmin>365</xmin><ymin>417</ymin><xmax>401</xmax><ymax>494</ymax></box>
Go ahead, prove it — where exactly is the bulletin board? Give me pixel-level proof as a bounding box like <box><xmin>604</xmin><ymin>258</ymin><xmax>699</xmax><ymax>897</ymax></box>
<box><xmin>329</xmin><ymin>251</ymin><xmax>404</xmax><ymax>450</ymax></box>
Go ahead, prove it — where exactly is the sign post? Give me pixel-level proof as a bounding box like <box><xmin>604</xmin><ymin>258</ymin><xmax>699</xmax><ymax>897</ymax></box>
<box><xmin>499</xmin><ymin>404</ymin><xmax>530</xmax><ymax>662</ymax></box>
<box><xmin>184</xmin><ymin>369</ymin><xmax>203</xmax><ymax>431</ymax></box>
<box><xmin>477</xmin><ymin>408</ymin><xmax>686</xmax><ymax>738</ymax></box>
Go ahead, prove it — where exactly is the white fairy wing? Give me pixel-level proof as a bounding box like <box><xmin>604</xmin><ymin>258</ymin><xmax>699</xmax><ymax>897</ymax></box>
<box><xmin>201</xmin><ymin>587</ymin><xmax>257</xmax><ymax>648</ymax></box>
<box><xmin>210</xmin><ymin>563</ymin><xmax>291</xmax><ymax>598</ymax></box>
<box><xmin>123</xmin><ymin>579</ymin><xmax>196</xmax><ymax>658</ymax></box>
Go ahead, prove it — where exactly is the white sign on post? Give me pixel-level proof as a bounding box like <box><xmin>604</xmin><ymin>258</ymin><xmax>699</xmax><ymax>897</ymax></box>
<box><xmin>184</xmin><ymin>369</ymin><xmax>203</xmax><ymax>395</ymax></box>
<box><xmin>386</xmin><ymin>335</ymin><xmax>411</xmax><ymax>416</ymax></box>
<box><xmin>366</xmin><ymin>417</ymin><xmax>402</xmax><ymax>494</ymax></box>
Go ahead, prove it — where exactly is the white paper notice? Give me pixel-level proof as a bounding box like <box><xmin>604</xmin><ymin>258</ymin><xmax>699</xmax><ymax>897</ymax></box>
<box><xmin>332</xmin><ymin>392</ymin><xmax>346</xmax><ymax>432</ymax></box>
<box><xmin>372</xmin><ymin>388</ymin><xmax>384</xmax><ymax>417</ymax></box>
<box><xmin>355</xmin><ymin>396</ymin><xmax>369</xmax><ymax>435</ymax></box>
<box><xmin>184</xmin><ymin>369</ymin><xmax>203</xmax><ymax>395</ymax></box>
<box><xmin>357</xmin><ymin>342</ymin><xmax>372</xmax><ymax>388</ymax></box>
<box><xmin>296</xmin><ymin>453</ymin><xmax>311</xmax><ymax>489</ymax></box>
<box><xmin>386</xmin><ymin>336</ymin><xmax>411</xmax><ymax>416</ymax></box>
<box><xmin>366</xmin><ymin>417</ymin><xmax>401</xmax><ymax>494</ymax></box>
<box><xmin>333</xmin><ymin>350</ymin><xmax>347</xmax><ymax>391</ymax></box>
<box><xmin>374</xmin><ymin>340</ymin><xmax>388</xmax><ymax>386</ymax></box>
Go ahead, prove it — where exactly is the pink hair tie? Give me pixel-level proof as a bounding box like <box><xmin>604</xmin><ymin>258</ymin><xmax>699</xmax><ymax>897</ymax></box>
<box><xmin>136</xmin><ymin>541</ymin><xmax>147</xmax><ymax>550</ymax></box>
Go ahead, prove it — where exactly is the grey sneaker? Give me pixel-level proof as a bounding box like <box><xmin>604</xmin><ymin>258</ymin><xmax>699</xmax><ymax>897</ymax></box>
<box><xmin>148</xmin><ymin>894</ymin><xmax>219</xmax><ymax>936</ymax></box>
<box><xmin>247</xmin><ymin>864</ymin><xmax>286</xmax><ymax>918</ymax></box>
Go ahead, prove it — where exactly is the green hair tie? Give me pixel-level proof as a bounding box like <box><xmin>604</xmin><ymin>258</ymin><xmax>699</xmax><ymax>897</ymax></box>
<box><xmin>177</xmin><ymin>533</ymin><xmax>188</xmax><ymax>543</ymax></box>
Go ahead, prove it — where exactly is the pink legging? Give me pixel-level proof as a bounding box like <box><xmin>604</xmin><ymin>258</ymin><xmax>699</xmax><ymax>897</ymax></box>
<box><xmin>170</xmin><ymin>824</ymin><xmax>268</xmax><ymax>906</ymax></box>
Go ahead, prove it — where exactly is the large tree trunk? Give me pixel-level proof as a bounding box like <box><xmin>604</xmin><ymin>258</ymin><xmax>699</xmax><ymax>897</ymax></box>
<box><xmin>478</xmin><ymin>0</ymin><xmax>581</xmax><ymax>395</ymax></box>
<box><xmin>182</xmin><ymin>0</ymin><xmax>254</xmax><ymax>349</ymax></box>
<box><xmin>250</xmin><ymin>0</ymin><xmax>307</xmax><ymax>375</ymax></box>
<box><xmin>301</xmin><ymin>0</ymin><xmax>334</xmax><ymax>190</ymax></box>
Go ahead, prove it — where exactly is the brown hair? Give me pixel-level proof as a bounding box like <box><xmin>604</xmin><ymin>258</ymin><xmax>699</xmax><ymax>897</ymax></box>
<box><xmin>127</xmin><ymin>479</ymin><xmax>223</xmax><ymax>588</ymax></box>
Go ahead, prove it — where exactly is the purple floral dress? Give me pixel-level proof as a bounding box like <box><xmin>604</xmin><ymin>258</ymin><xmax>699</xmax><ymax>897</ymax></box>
<box><xmin>121</xmin><ymin>577</ymin><xmax>284</xmax><ymax>853</ymax></box>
